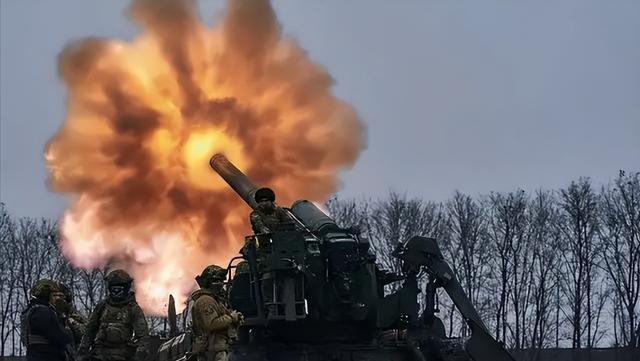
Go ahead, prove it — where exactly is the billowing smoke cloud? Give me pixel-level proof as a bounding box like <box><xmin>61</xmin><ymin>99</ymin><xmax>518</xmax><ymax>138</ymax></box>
<box><xmin>45</xmin><ymin>0</ymin><xmax>365</xmax><ymax>315</ymax></box>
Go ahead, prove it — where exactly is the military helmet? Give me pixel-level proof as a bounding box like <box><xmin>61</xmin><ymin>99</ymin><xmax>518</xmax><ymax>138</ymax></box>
<box><xmin>196</xmin><ymin>265</ymin><xmax>228</xmax><ymax>287</ymax></box>
<box><xmin>30</xmin><ymin>279</ymin><xmax>60</xmax><ymax>299</ymax></box>
<box><xmin>105</xmin><ymin>269</ymin><xmax>133</xmax><ymax>286</ymax></box>
<box><xmin>255</xmin><ymin>187</ymin><xmax>276</xmax><ymax>203</ymax></box>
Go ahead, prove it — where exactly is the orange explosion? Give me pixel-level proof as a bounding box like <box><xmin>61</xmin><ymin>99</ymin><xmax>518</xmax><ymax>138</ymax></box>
<box><xmin>45</xmin><ymin>0</ymin><xmax>364</xmax><ymax>315</ymax></box>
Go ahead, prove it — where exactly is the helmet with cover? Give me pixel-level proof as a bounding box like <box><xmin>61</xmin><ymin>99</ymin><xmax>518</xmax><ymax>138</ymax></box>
<box><xmin>30</xmin><ymin>279</ymin><xmax>60</xmax><ymax>300</ymax></box>
<box><xmin>105</xmin><ymin>269</ymin><xmax>133</xmax><ymax>301</ymax></box>
<box><xmin>195</xmin><ymin>265</ymin><xmax>228</xmax><ymax>288</ymax></box>
<box><xmin>105</xmin><ymin>269</ymin><xmax>133</xmax><ymax>286</ymax></box>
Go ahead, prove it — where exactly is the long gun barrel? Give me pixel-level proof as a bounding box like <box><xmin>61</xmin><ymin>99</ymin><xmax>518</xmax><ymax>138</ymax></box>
<box><xmin>209</xmin><ymin>154</ymin><xmax>260</xmax><ymax>210</ymax></box>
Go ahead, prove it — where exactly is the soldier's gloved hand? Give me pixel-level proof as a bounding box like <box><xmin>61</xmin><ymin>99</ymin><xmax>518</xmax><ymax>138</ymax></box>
<box><xmin>230</xmin><ymin>310</ymin><xmax>239</xmax><ymax>323</ymax></box>
<box><xmin>231</xmin><ymin>311</ymin><xmax>244</xmax><ymax>325</ymax></box>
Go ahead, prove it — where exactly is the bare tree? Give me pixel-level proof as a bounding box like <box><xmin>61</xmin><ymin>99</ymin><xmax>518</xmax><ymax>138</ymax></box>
<box><xmin>326</xmin><ymin>196</ymin><xmax>370</xmax><ymax>231</ymax></box>
<box><xmin>443</xmin><ymin>191</ymin><xmax>491</xmax><ymax>337</ymax></box>
<box><xmin>11</xmin><ymin>218</ymin><xmax>64</xmax><ymax>304</ymax></box>
<box><xmin>367</xmin><ymin>192</ymin><xmax>444</xmax><ymax>274</ymax></box>
<box><xmin>599</xmin><ymin>171</ymin><xmax>640</xmax><ymax>347</ymax></box>
<box><xmin>485</xmin><ymin>190</ymin><xmax>530</xmax><ymax>347</ymax></box>
<box><xmin>527</xmin><ymin>191</ymin><xmax>562</xmax><ymax>350</ymax></box>
<box><xmin>0</xmin><ymin>203</ymin><xmax>18</xmax><ymax>356</ymax></box>
<box><xmin>73</xmin><ymin>269</ymin><xmax>107</xmax><ymax>317</ymax></box>
<box><xmin>558</xmin><ymin>178</ymin><xmax>601</xmax><ymax>349</ymax></box>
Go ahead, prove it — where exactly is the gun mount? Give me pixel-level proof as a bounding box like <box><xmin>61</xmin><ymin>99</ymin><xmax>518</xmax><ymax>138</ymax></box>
<box><xmin>157</xmin><ymin>154</ymin><xmax>514</xmax><ymax>361</ymax></box>
<box><xmin>211</xmin><ymin>154</ymin><xmax>384</xmax><ymax>326</ymax></box>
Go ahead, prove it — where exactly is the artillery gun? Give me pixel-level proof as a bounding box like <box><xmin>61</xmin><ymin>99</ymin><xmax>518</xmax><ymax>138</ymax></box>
<box><xmin>156</xmin><ymin>154</ymin><xmax>514</xmax><ymax>361</ymax></box>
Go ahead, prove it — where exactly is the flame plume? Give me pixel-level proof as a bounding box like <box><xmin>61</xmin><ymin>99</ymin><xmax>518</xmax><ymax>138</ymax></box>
<box><xmin>45</xmin><ymin>0</ymin><xmax>365</xmax><ymax>315</ymax></box>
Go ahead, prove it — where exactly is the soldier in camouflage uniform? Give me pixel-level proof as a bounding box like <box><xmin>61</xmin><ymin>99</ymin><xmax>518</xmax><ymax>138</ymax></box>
<box><xmin>77</xmin><ymin>270</ymin><xmax>149</xmax><ymax>361</ymax></box>
<box><xmin>20</xmin><ymin>279</ymin><xmax>74</xmax><ymax>361</ymax></box>
<box><xmin>249</xmin><ymin>187</ymin><xmax>290</xmax><ymax>234</ymax></box>
<box><xmin>52</xmin><ymin>282</ymin><xmax>87</xmax><ymax>350</ymax></box>
<box><xmin>191</xmin><ymin>265</ymin><xmax>243</xmax><ymax>361</ymax></box>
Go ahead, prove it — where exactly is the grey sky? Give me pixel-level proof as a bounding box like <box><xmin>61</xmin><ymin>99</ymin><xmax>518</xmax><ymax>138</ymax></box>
<box><xmin>1</xmin><ymin>0</ymin><xmax>639</xmax><ymax>219</ymax></box>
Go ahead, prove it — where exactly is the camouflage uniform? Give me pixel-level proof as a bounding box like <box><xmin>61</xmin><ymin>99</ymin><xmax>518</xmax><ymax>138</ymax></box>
<box><xmin>191</xmin><ymin>265</ymin><xmax>243</xmax><ymax>361</ymax></box>
<box><xmin>249</xmin><ymin>187</ymin><xmax>290</xmax><ymax>234</ymax></box>
<box><xmin>78</xmin><ymin>270</ymin><xmax>149</xmax><ymax>361</ymax></box>
<box><xmin>250</xmin><ymin>207</ymin><xmax>290</xmax><ymax>234</ymax></box>
<box><xmin>20</xmin><ymin>279</ymin><xmax>74</xmax><ymax>361</ymax></box>
<box><xmin>54</xmin><ymin>282</ymin><xmax>87</xmax><ymax>350</ymax></box>
<box><xmin>67</xmin><ymin>307</ymin><xmax>88</xmax><ymax>349</ymax></box>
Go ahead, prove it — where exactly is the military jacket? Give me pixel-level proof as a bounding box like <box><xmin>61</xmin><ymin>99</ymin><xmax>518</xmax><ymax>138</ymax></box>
<box><xmin>250</xmin><ymin>207</ymin><xmax>290</xmax><ymax>234</ymax></box>
<box><xmin>67</xmin><ymin>309</ymin><xmax>87</xmax><ymax>348</ymax></box>
<box><xmin>190</xmin><ymin>289</ymin><xmax>234</xmax><ymax>353</ymax></box>
<box><xmin>20</xmin><ymin>299</ymin><xmax>73</xmax><ymax>361</ymax></box>
<box><xmin>78</xmin><ymin>294</ymin><xmax>149</xmax><ymax>361</ymax></box>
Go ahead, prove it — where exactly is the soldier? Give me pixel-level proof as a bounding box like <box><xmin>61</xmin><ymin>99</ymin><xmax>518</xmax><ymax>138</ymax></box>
<box><xmin>191</xmin><ymin>265</ymin><xmax>243</xmax><ymax>361</ymax></box>
<box><xmin>52</xmin><ymin>282</ymin><xmax>87</xmax><ymax>350</ymax></box>
<box><xmin>77</xmin><ymin>270</ymin><xmax>149</xmax><ymax>361</ymax></box>
<box><xmin>249</xmin><ymin>187</ymin><xmax>290</xmax><ymax>234</ymax></box>
<box><xmin>20</xmin><ymin>279</ymin><xmax>74</xmax><ymax>361</ymax></box>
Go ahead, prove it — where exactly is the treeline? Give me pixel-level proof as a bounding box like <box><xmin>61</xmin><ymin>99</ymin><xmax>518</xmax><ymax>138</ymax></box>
<box><xmin>1</xmin><ymin>172</ymin><xmax>638</xmax><ymax>356</ymax></box>
<box><xmin>328</xmin><ymin>171</ymin><xmax>640</xmax><ymax>350</ymax></box>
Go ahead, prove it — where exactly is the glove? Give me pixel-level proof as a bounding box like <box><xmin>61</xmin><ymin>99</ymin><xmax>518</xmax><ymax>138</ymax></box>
<box><xmin>231</xmin><ymin>311</ymin><xmax>244</xmax><ymax>325</ymax></box>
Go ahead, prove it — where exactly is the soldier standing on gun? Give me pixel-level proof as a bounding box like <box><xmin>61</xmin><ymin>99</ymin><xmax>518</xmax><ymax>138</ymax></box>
<box><xmin>248</xmin><ymin>187</ymin><xmax>291</xmax><ymax>273</ymax></box>
<box><xmin>77</xmin><ymin>269</ymin><xmax>149</xmax><ymax>361</ymax></box>
<box><xmin>191</xmin><ymin>265</ymin><xmax>244</xmax><ymax>361</ymax></box>
<box><xmin>53</xmin><ymin>282</ymin><xmax>87</xmax><ymax>350</ymax></box>
<box><xmin>20</xmin><ymin>279</ymin><xmax>74</xmax><ymax>361</ymax></box>
<box><xmin>249</xmin><ymin>187</ymin><xmax>290</xmax><ymax>234</ymax></box>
